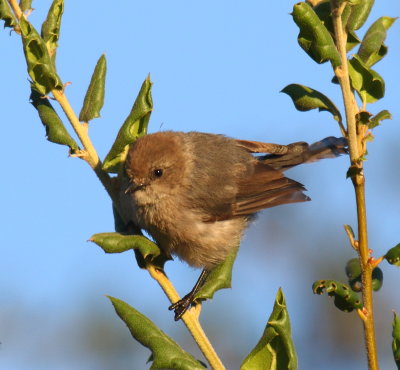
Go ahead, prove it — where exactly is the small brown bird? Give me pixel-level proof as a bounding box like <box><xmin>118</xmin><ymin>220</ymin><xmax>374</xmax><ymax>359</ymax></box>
<box><xmin>120</xmin><ymin>131</ymin><xmax>346</xmax><ymax>319</ymax></box>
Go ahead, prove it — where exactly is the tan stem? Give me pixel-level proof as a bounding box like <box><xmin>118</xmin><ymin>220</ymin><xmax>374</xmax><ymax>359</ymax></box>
<box><xmin>9</xmin><ymin>0</ymin><xmax>224</xmax><ymax>367</ymax></box>
<box><xmin>7</xmin><ymin>0</ymin><xmax>23</xmax><ymax>20</ymax></box>
<box><xmin>147</xmin><ymin>266</ymin><xmax>225</xmax><ymax>370</ymax></box>
<box><xmin>355</xmin><ymin>180</ymin><xmax>378</xmax><ymax>370</ymax></box>
<box><xmin>330</xmin><ymin>1</ymin><xmax>378</xmax><ymax>369</ymax></box>
<box><xmin>7</xmin><ymin>1</ymin><xmax>116</xmax><ymax>204</ymax></box>
<box><xmin>51</xmin><ymin>89</ymin><xmax>117</xmax><ymax>203</ymax></box>
<box><xmin>330</xmin><ymin>2</ymin><xmax>359</xmax><ymax>163</ymax></box>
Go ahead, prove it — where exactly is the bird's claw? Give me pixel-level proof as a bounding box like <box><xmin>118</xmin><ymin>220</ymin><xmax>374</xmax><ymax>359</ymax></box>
<box><xmin>169</xmin><ymin>293</ymin><xmax>196</xmax><ymax>321</ymax></box>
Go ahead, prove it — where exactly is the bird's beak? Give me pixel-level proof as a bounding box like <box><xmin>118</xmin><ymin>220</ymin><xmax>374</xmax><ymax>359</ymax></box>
<box><xmin>124</xmin><ymin>181</ymin><xmax>146</xmax><ymax>194</ymax></box>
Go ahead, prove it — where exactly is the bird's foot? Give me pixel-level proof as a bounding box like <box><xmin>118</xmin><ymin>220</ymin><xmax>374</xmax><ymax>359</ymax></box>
<box><xmin>169</xmin><ymin>292</ymin><xmax>196</xmax><ymax>321</ymax></box>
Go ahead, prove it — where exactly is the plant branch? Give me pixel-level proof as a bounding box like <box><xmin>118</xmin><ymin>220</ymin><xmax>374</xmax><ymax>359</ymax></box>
<box><xmin>7</xmin><ymin>0</ymin><xmax>23</xmax><ymax>20</ymax></box>
<box><xmin>330</xmin><ymin>1</ymin><xmax>378</xmax><ymax>369</ymax></box>
<box><xmin>51</xmin><ymin>89</ymin><xmax>117</xmax><ymax>203</ymax></box>
<box><xmin>330</xmin><ymin>1</ymin><xmax>359</xmax><ymax>163</ymax></box>
<box><xmin>147</xmin><ymin>265</ymin><xmax>225</xmax><ymax>370</ymax></box>
<box><xmin>7</xmin><ymin>0</ymin><xmax>117</xmax><ymax>204</ymax></box>
<box><xmin>7</xmin><ymin>1</ymin><xmax>224</xmax><ymax>367</ymax></box>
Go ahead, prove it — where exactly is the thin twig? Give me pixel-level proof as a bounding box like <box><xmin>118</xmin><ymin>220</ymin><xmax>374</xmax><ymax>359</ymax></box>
<box><xmin>51</xmin><ymin>89</ymin><xmax>117</xmax><ymax>203</ymax></box>
<box><xmin>7</xmin><ymin>0</ymin><xmax>23</xmax><ymax>20</ymax></box>
<box><xmin>147</xmin><ymin>265</ymin><xmax>226</xmax><ymax>370</ymax></box>
<box><xmin>330</xmin><ymin>1</ymin><xmax>379</xmax><ymax>369</ymax></box>
<box><xmin>8</xmin><ymin>1</ymin><xmax>225</xmax><ymax>367</ymax></box>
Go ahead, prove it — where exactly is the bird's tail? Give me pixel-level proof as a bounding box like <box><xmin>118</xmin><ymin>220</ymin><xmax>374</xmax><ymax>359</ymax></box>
<box><xmin>260</xmin><ymin>136</ymin><xmax>348</xmax><ymax>170</ymax></box>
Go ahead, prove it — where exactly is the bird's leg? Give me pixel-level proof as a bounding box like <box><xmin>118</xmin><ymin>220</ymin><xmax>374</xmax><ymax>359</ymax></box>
<box><xmin>169</xmin><ymin>269</ymin><xmax>209</xmax><ymax>321</ymax></box>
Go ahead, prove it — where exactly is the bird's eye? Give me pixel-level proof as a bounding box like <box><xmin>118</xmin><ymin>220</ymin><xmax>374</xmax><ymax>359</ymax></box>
<box><xmin>153</xmin><ymin>168</ymin><xmax>163</xmax><ymax>178</ymax></box>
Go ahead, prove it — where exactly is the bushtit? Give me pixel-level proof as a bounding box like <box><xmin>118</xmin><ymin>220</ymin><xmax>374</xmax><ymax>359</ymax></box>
<box><xmin>121</xmin><ymin>131</ymin><xmax>346</xmax><ymax>319</ymax></box>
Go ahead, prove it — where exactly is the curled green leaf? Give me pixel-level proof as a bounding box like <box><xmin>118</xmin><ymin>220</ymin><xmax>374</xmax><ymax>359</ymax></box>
<box><xmin>372</xmin><ymin>267</ymin><xmax>384</xmax><ymax>292</ymax></box>
<box><xmin>344</xmin><ymin>224</ymin><xmax>356</xmax><ymax>246</ymax></box>
<box><xmin>348</xmin><ymin>55</ymin><xmax>385</xmax><ymax>104</ymax></box>
<box><xmin>346</xmin><ymin>165</ymin><xmax>362</xmax><ymax>179</ymax></box>
<box><xmin>358</xmin><ymin>17</ymin><xmax>397</xmax><ymax>68</ymax></box>
<box><xmin>102</xmin><ymin>76</ymin><xmax>153</xmax><ymax>173</ymax></box>
<box><xmin>281</xmin><ymin>83</ymin><xmax>342</xmax><ymax>123</ymax></box>
<box><xmin>356</xmin><ymin>111</ymin><xmax>373</xmax><ymax>125</ymax></box>
<box><xmin>41</xmin><ymin>0</ymin><xmax>64</xmax><ymax>64</ymax></box>
<box><xmin>385</xmin><ymin>243</ymin><xmax>400</xmax><ymax>266</ymax></box>
<box><xmin>393</xmin><ymin>312</ymin><xmax>400</xmax><ymax>369</ymax></box>
<box><xmin>356</xmin><ymin>110</ymin><xmax>392</xmax><ymax>129</ymax></box>
<box><xmin>79</xmin><ymin>54</ymin><xmax>106</xmax><ymax>122</ymax></box>
<box><xmin>20</xmin><ymin>17</ymin><xmax>63</xmax><ymax>94</ymax></box>
<box><xmin>345</xmin><ymin>258</ymin><xmax>383</xmax><ymax>292</ymax></box>
<box><xmin>312</xmin><ymin>1</ymin><xmax>360</xmax><ymax>52</ymax></box>
<box><xmin>241</xmin><ymin>288</ymin><xmax>297</xmax><ymax>370</ymax></box>
<box><xmin>30</xmin><ymin>89</ymin><xmax>78</xmax><ymax>151</ymax></box>
<box><xmin>292</xmin><ymin>2</ymin><xmax>341</xmax><ymax>67</ymax></box>
<box><xmin>89</xmin><ymin>232</ymin><xmax>169</xmax><ymax>268</ymax></box>
<box><xmin>345</xmin><ymin>258</ymin><xmax>362</xmax><ymax>292</ymax></box>
<box><xmin>312</xmin><ymin>279</ymin><xmax>362</xmax><ymax>312</ymax></box>
<box><xmin>369</xmin><ymin>110</ymin><xmax>392</xmax><ymax>129</ymax></box>
<box><xmin>0</xmin><ymin>0</ymin><xmax>17</xmax><ymax>28</ymax></box>
<box><xmin>346</xmin><ymin>0</ymin><xmax>375</xmax><ymax>31</ymax></box>
<box><xmin>194</xmin><ymin>244</ymin><xmax>239</xmax><ymax>302</ymax></box>
<box><xmin>19</xmin><ymin>0</ymin><xmax>32</xmax><ymax>12</ymax></box>
<box><xmin>108</xmin><ymin>297</ymin><xmax>205</xmax><ymax>370</ymax></box>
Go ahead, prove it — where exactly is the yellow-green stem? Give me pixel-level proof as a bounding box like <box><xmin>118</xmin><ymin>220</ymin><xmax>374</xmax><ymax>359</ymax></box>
<box><xmin>8</xmin><ymin>1</ymin><xmax>224</xmax><ymax>368</ymax></box>
<box><xmin>147</xmin><ymin>265</ymin><xmax>226</xmax><ymax>370</ymax></box>
<box><xmin>355</xmin><ymin>181</ymin><xmax>378</xmax><ymax>370</ymax></box>
<box><xmin>51</xmin><ymin>90</ymin><xmax>116</xmax><ymax>203</ymax></box>
<box><xmin>8</xmin><ymin>0</ymin><xmax>22</xmax><ymax>20</ymax></box>
<box><xmin>7</xmin><ymin>0</ymin><xmax>116</xmax><ymax>203</ymax></box>
<box><xmin>330</xmin><ymin>1</ymin><xmax>359</xmax><ymax>162</ymax></box>
<box><xmin>330</xmin><ymin>1</ymin><xmax>378</xmax><ymax>369</ymax></box>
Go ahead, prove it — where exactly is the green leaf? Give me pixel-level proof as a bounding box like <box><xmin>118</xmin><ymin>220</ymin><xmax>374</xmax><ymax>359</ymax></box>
<box><xmin>346</xmin><ymin>0</ymin><xmax>375</xmax><ymax>31</ymax></box>
<box><xmin>345</xmin><ymin>258</ymin><xmax>383</xmax><ymax>292</ymax></box>
<box><xmin>355</xmin><ymin>110</ymin><xmax>391</xmax><ymax>129</ymax></box>
<box><xmin>312</xmin><ymin>1</ymin><xmax>360</xmax><ymax>52</ymax></box>
<box><xmin>79</xmin><ymin>54</ymin><xmax>106</xmax><ymax>122</ymax></box>
<box><xmin>241</xmin><ymin>288</ymin><xmax>297</xmax><ymax>370</ymax></box>
<box><xmin>356</xmin><ymin>111</ymin><xmax>373</xmax><ymax>125</ymax></box>
<box><xmin>194</xmin><ymin>244</ymin><xmax>239</xmax><ymax>301</ymax></box>
<box><xmin>372</xmin><ymin>267</ymin><xmax>384</xmax><ymax>292</ymax></box>
<box><xmin>358</xmin><ymin>17</ymin><xmax>397</xmax><ymax>67</ymax></box>
<box><xmin>346</xmin><ymin>165</ymin><xmax>362</xmax><ymax>178</ymax></box>
<box><xmin>19</xmin><ymin>0</ymin><xmax>32</xmax><ymax>12</ymax></box>
<box><xmin>345</xmin><ymin>258</ymin><xmax>362</xmax><ymax>292</ymax></box>
<box><xmin>41</xmin><ymin>0</ymin><xmax>64</xmax><ymax>64</ymax></box>
<box><xmin>281</xmin><ymin>83</ymin><xmax>342</xmax><ymax>123</ymax></box>
<box><xmin>348</xmin><ymin>55</ymin><xmax>385</xmax><ymax>104</ymax></box>
<box><xmin>0</xmin><ymin>0</ymin><xmax>17</xmax><ymax>28</ymax></box>
<box><xmin>392</xmin><ymin>312</ymin><xmax>400</xmax><ymax>369</ymax></box>
<box><xmin>347</xmin><ymin>30</ymin><xmax>362</xmax><ymax>52</ymax></box>
<box><xmin>312</xmin><ymin>279</ymin><xmax>362</xmax><ymax>312</ymax></box>
<box><xmin>89</xmin><ymin>232</ymin><xmax>169</xmax><ymax>268</ymax></box>
<box><xmin>20</xmin><ymin>17</ymin><xmax>63</xmax><ymax>94</ymax></box>
<box><xmin>292</xmin><ymin>2</ymin><xmax>341</xmax><ymax>67</ymax></box>
<box><xmin>369</xmin><ymin>110</ymin><xmax>392</xmax><ymax>129</ymax></box>
<box><xmin>385</xmin><ymin>243</ymin><xmax>400</xmax><ymax>266</ymax></box>
<box><xmin>102</xmin><ymin>76</ymin><xmax>153</xmax><ymax>173</ymax></box>
<box><xmin>108</xmin><ymin>296</ymin><xmax>205</xmax><ymax>370</ymax></box>
<box><xmin>344</xmin><ymin>224</ymin><xmax>355</xmax><ymax>239</ymax></box>
<box><xmin>29</xmin><ymin>89</ymin><xmax>78</xmax><ymax>151</ymax></box>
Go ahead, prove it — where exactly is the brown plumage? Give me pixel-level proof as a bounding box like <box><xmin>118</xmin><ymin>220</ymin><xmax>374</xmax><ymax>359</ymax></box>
<box><xmin>120</xmin><ymin>131</ymin><xmax>346</xmax><ymax>269</ymax></box>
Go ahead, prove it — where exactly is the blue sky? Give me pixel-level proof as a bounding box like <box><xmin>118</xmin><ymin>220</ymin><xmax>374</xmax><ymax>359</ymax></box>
<box><xmin>1</xmin><ymin>1</ymin><xmax>400</xmax><ymax>369</ymax></box>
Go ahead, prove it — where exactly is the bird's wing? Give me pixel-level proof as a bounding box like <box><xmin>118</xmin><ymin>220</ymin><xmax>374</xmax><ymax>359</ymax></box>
<box><xmin>202</xmin><ymin>160</ymin><xmax>309</xmax><ymax>222</ymax></box>
<box><xmin>231</xmin><ymin>161</ymin><xmax>310</xmax><ymax>217</ymax></box>
<box><xmin>205</xmin><ymin>136</ymin><xmax>347</xmax><ymax>220</ymax></box>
